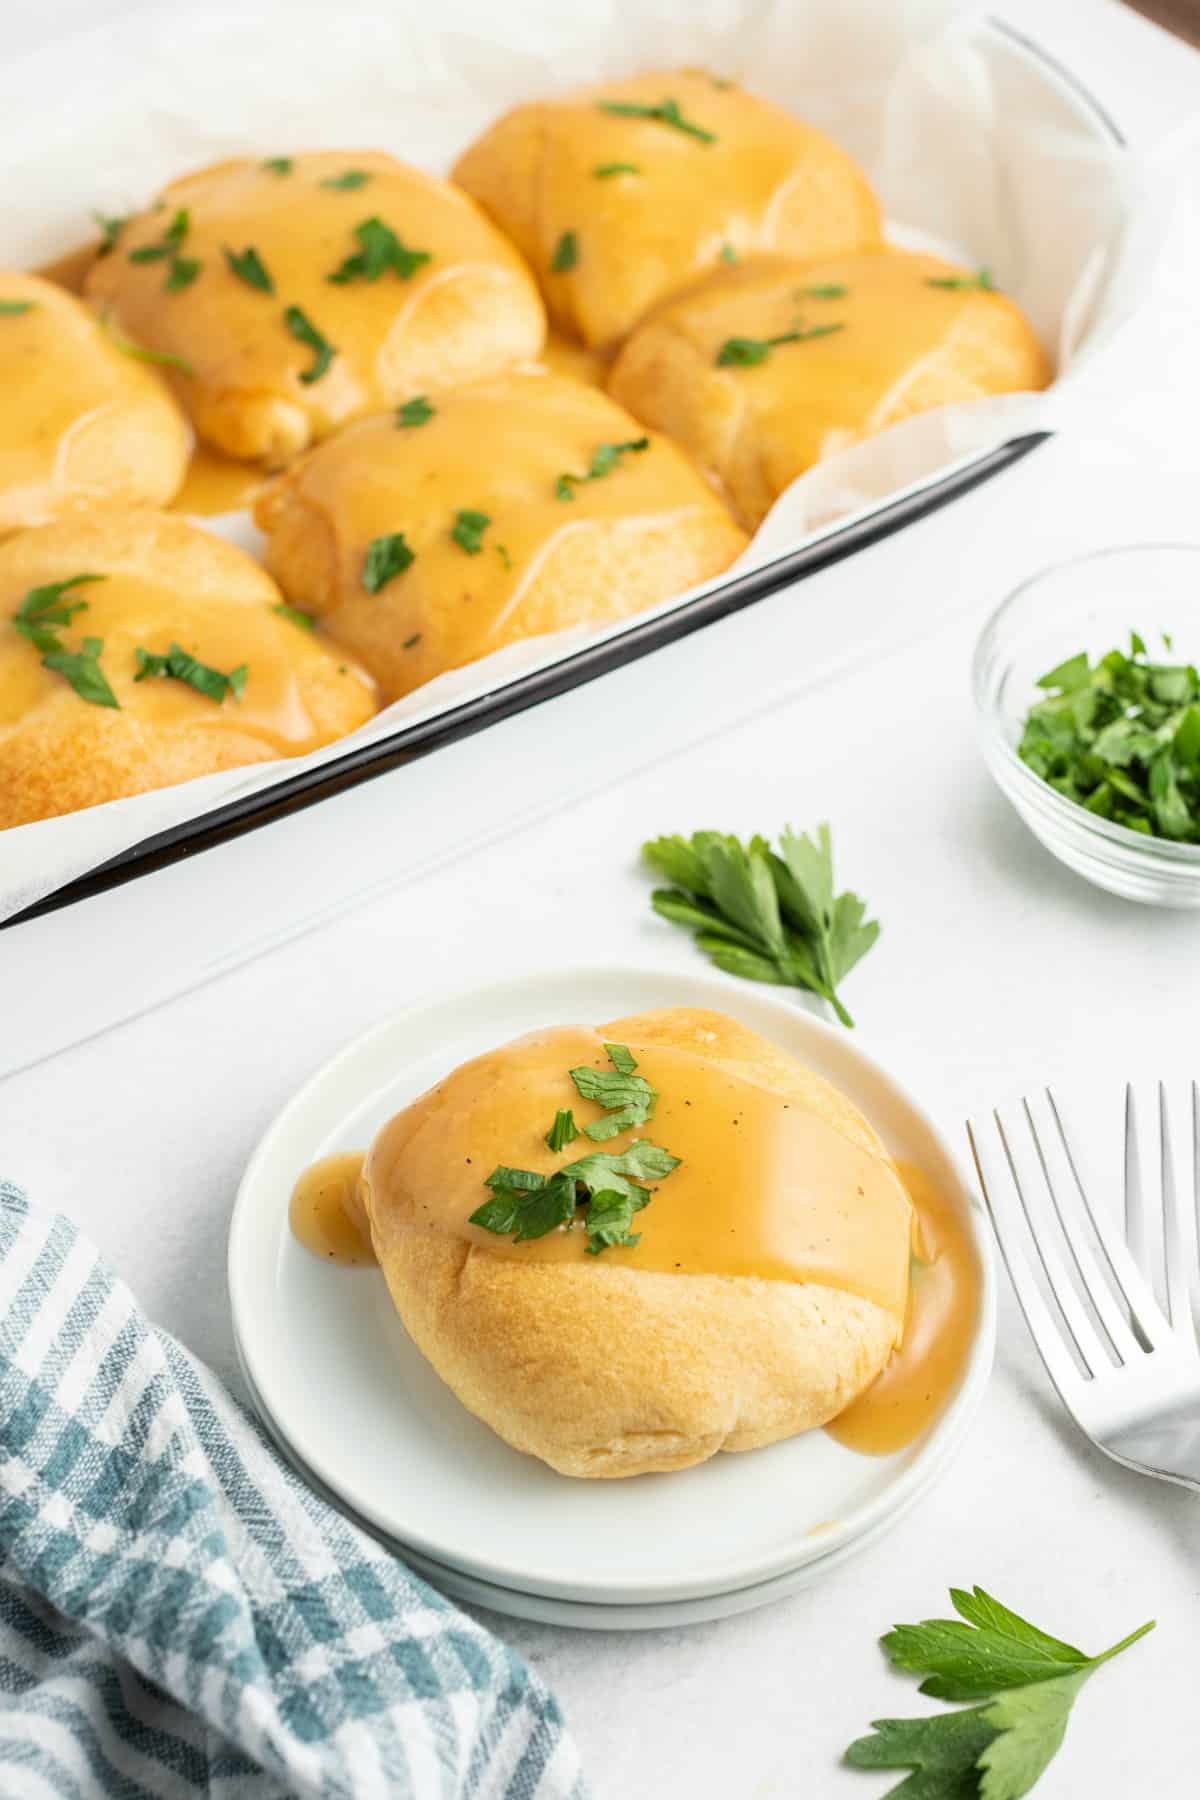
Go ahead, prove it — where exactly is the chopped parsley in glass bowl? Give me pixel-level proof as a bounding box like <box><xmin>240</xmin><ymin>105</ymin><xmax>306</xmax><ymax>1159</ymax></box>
<box><xmin>973</xmin><ymin>545</ymin><xmax>1200</xmax><ymax>906</ymax></box>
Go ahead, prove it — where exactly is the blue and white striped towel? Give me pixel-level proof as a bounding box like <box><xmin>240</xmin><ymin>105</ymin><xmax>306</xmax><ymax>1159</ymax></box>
<box><xmin>0</xmin><ymin>1184</ymin><xmax>587</xmax><ymax>1799</ymax></box>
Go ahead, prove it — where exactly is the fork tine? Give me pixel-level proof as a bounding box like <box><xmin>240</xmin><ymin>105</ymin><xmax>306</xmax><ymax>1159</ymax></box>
<box><xmin>1125</xmin><ymin>1083</ymin><xmax>1149</xmax><ymax>1269</ymax></box>
<box><xmin>1159</xmin><ymin>1085</ymin><xmax>1193</xmax><ymax>1336</ymax></box>
<box><xmin>1049</xmin><ymin>1088</ymin><xmax>1175</xmax><ymax>1353</ymax></box>
<box><xmin>968</xmin><ymin>1118</ymin><xmax>1090</xmax><ymax>1407</ymax></box>
<box><xmin>1022</xmin><ymin>1092</ymin><xmax>1142</xmax><ymax>1366</ymax></box>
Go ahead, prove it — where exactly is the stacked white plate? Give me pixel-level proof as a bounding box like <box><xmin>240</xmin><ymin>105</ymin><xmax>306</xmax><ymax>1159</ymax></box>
<box><xmin>229</xmin><ymin>968</ymin><xmax>995</xmax><ymax>1629</ymax></box>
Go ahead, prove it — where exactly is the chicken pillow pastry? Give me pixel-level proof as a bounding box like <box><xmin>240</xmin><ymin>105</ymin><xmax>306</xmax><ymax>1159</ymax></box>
<box><xmin>84</xmin><ymin>151</ymin><xmax>547</xmax><ymax>465</ymax></box>
<box><xmin>360</xmin><ymin>1007</ymin><xmax>914</xmax><ymax>1478</ymax></box>
<box><xmin>608</xmin><ymin>248</ymin><xmax>1051</xmax><ymax>530</ymax></box>
<box><xmin>0</xmin><ymin>509</ymin><xmax>377</xmax><ymax>828</ymax></box>
<box><xmin>0</xmin><ymin>272</ymin><xmax>190</xmax><ymax>534</ymax></box>
<box><xmin>254</xmin><ymin>370</ymin><xmax>747</xmax><ymax>702</ymax></box>
<box><xmin>452</xmin><ymin>67</ymin><xmax>881</xmax><ymax>350</ymax></box>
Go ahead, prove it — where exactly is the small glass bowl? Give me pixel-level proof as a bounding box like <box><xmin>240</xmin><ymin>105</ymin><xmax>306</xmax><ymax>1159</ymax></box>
<box><xmin>973</xmin><ymin>544</ymin><xmax>1200</xmax><ymax>908</ymax></box>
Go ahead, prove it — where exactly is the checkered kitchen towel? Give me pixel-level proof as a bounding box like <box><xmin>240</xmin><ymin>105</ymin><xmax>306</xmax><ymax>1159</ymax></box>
<box><xmin>0</xmin><ymin>1184</ymin><xmax>587</xmax><ymax>1799</ymax></box>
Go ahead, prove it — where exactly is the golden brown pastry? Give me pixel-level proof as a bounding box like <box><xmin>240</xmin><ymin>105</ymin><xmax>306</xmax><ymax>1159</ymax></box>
<box><xmin>608</xmin><ymin>248</ymin><xmax>1051</xmax><ymax>529</ymax></box>
<box><xmin>84</xmin><ymin>152</ymin><xmax>546</xmax><ymax>464</ymax></box>
<box><xmin>0</xmin><ymin>272</ymin><xmax>191</xmax><ymax>534</ymax></box>
<box><xmin>254</xmin><ymin>370</ymin><xmax>747</xmax><ymax>702</ymax></box>
<box><xmin>453</xmin><ymin>69</ymin><xmax>881</xmax><ymax>350</ymax></box>
<box><xmin>0</xmin><ymin>509</ymin><xmax>377</xmax><ymax>828</ymax></box>
<box><xmin>362</xmin><ymin>1006</ymin><xmax>913</xmax><ymax>1478</ymax></box>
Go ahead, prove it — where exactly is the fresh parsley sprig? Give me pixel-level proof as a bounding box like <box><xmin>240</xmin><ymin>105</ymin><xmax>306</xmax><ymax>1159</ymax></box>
<box><xmin>716</xmin><ymin>322</ymin><xmax>844</xmax><ymax>366</ymax></box>
<box><xmin>128</xmin><ymin>208</ymin><xmax>199</xmax><ymax>292</ymax></box>
<box><xmin>362</xmin><ymin>532</ymin><xmax>415</xmax><ymax>592</ymax></box>
<box><xmin>551</xmin><ymin>230</ymin><xmax>579</xmax><ymax>273</ymax></box>
<box><xmin>643</xmin><ymin>824</ymin><xmax>878</xmax><ymax>1029</ymax></box>
<box><xmin>1018</xmin><ymin>632</ymin><xmax>1200</xmax><ymax>841</ymax></box>
<box><xmin>556</xmin><ymin>437</ymin><xmax>648</xmax><ymax>501</ymax></box>
<box><xmin>470</xmin><ymin>1140</ymin><xmax>680</xmax><ymax>1256</ymax></box>
<box><xmin>134</xmin><ymin>642</ymin><xmax>247</xmax><ymax>704</ymax></box>
<box><xmin>926</xmin><ymin>268</ymin><xmax>996</xmax><ymax>292</ymax></box>
<box><xmin>845</xmin><ymin>1586</ymin><xmax>1154</xmax><ymax>1799</ymax></box>
<box><xmin>320</xmin><ymin>169</ymin><xmax>370</xmax><ymax>190</ymax></box>
<box><xmin>0</xmin><ymin>299</ymin><xmax>35</xmax><ymax>316</ymax></box>
<box><xmin>42</xmin><ymin>637</ymin><xmax>119</xmax><ymax>709</ymax></box>
<box><xmin>224</xmin><ymin>245</ymin><xmax>274</xmax><ymax>293</ymax></box>
<box><xmin>569</xmin><ymin>1048</ymin><xmax>657</xmax><ymax>1141</ymax></box>
<box><xmin>283</xmin><ymin>305</ymin><xmax>336</xmax><ymax>383</ymax></box>
<box><xmin>451</xmin><ymin>510</ymin><xmax>491</xmax><ymax>555</ymax></box>
<box><xmin>261</xmin><ymin>157</ymin><xmax>293</xmax><ymax>176</ymax></box>
<box><xmin>328</xmin><ymin>216</ymin><xmax>430</xmax><ymax>284</ymax></box>
<box><xmin>396</xmin><ymin>396</ymin><xmax>434</xmax><ymax>428</ymax></box>
<box><xmin>12</xmin><ymin>575</ymin><xmax>104</xmax><ymax>653</ymax></box>
<box><xmin>597</xmin><ymin>97</ymin><xmax>716</xmax><ymax>144</ymax></box>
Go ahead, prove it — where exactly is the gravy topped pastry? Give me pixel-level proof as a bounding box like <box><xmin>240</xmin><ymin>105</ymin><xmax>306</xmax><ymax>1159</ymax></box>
<box><xmin>255</xmin><ymin>370</ymin><xmax>747</xmax><ymax>702</ymax></box>
<box><xmin>0</xmin><ymin>509</ymin><xmax>377</xmax><ymax>828</ymax></box>
<box><xmin>83</xmin><ymin>152</ymin><xmax>547</xmax><ymax>464</ymax></box>
<box><xmin>357</xmin><ymin>1007</ymin><xmax>920</xmax><ymax>1478</ymax></box>
<box><xmin>453</xmin><ymin>68</ymin><xmax>881</xmax><ymax>350</ymax></box>
<box><xmin>608</xmin><ymin>248</ymin><xmax>1051</xmax><ymax>530</ymax></box>
<box><xmin>0</xmin><ymin>272</ymin><xmax>191</xmax><ymax>534</ymax></box>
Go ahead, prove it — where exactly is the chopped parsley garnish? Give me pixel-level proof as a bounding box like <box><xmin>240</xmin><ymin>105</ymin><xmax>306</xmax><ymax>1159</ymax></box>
<box><xmin>569</xmin><ymin>1042</ymin><xmax>657</xmax><ymax>1141</ymax></box>
<box><xmin>320</xmin><ymin>169</ymin><xmax>370</xmax><ymax>190</ymax></box>
<box><xmin>224</xmin><ymin>245</ymin><xmax>274</xmax><ymax>293</ymax></box>
<box><xmin>396</xmin><ymin>395</ymin><xmax>434</xmax><ymax>428</ymax></box>
<box><xmin>544</xmin><ymin>1109</ymin><xmax>579</xmax><ymax>1152</ymax></box>
<box><xmin>596</xmin><ymin>96</ymin><xmax>716</xmax><ymax>143</ymax></box>
<box><xmin>273</xmin><ymin>601</ymin><xmax>316</xmax><ymax>631</ymax></box>
<box><xmin>845</xmin><ymin>1585</ymin><xmax>1153</xmax><ymax>1800</ymax></box>
<box><xmin>13</xmin><ymin>575</ymin><xmax>105</xmax><ymax>653</ymax></box>
<box><xmin>495</xmin><ymin>543</ymin><xmax>512</xmax><ymax>571</ymax></box>
<box><xmin>0</xmin><ymin>300</ymin><xmax>34</xmax><ymax>316</ymax></box>
<box><xmin>716</xmin><ymin>322</ymin><xmax>844</xmax><ymax>366</ymax></box>
<box><xmin>643</xmin><ymin>823</ymin><xmax>878</xmax><ymax>1029</ymax></box>
<box><xmin>42</xmin><ymin>637</ymin><xmax>119</xmax><ymax>710</ymax></box>
<box><xmin>402</xmin><ymin>633</ymin><xmax>421</xmax><ymax>649</ymax></box>
<box><xmin>283</xmin><ymin>305</ymin><xmax>336</xmax><ymax>383</ymax></box>
<box><xmin>129</xmin><ymin>208</ymin><xmax>198</xmax><ymax>291</ymax></box>
<box><xmin>101</xmin><ymin>313</ymin><xmax>194</xmax><ymax>376</ymax></box>
<box><xmin>720</xmin><ymin>243</ymin><xmax>738</xmax><ymax>265</ymax></box>
<box><xmin>555</xmin><ymin>436</ymin><xmax>649</xmax><ymax>501</ymax></box>
<box><xmin>134</xmin><ymin>642</ymin><xmax>247</xmax><ymax>704</ymax></box>
<box><xmin>261</xmin><ymin>156</ymin><xmax>293</xmax><ymax>176</ymax></box>
<box><xmin>470</xmin><ymin>1141</ymin><xmax>680</xmax><ymax>1255</ymax></box>
<box><xmin>798</xmin><ymin>282</ymin><xmax>848</xmax><ymax>299</ymax></box>
<box><xmin>550</xmin><ymin>230</ymin><xmax>579</xmax><ymax>273</ymax></box>
<box><xmin>93</xmin><ymin>211</ymin><xmax>129</xmax><ymax>255</ymax></box>
<box><xmin>1017</xmin><ymin>631</ymin><xmax>1200</xmax><ymax>840</ymax></box>
<box><xmin>926</xmin><ymin>268</ymin><xmax>996</xmax><ymax>291</ymax></box>
<box><xmin>362</xmin><ymin>532</ymin><xmax>415</xmax><ymax>592</ymax></box>
<box><xmin>593</xmin><ymin>162</ymin><xmax>641</xmax><ymax>178</ymax></box>
<box><xmin>328</xmin><ymin>216</ymin><xmax>431</xmax><ymax>283</ymax></box>
<box><xmin>451</xmin><ymin>509</ymin><xmax>490</xmax><ymax>555</ymax></box>
<box><xmin>164</xmin><ymin>256</ymin><xmax>201</xmax><ymax>292</ymax></box>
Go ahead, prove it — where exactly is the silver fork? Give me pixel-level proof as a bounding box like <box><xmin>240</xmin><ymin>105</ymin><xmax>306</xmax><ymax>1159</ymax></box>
<box><xmin>967</xmin><ymin>1083</ymin><xmax>1200</xmax><ymax>1492</ymax></box>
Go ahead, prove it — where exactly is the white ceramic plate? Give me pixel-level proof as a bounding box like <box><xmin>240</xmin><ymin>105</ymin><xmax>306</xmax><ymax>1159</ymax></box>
<box><xmin>229</xmin><ymin>966</ymin><xmax>995</xmax><ymax>1605</ymax></box>
<box><xmin>235</xmin><ymin>1331</ymin><xmax>979</xmax><ymax>1630</ymax></box>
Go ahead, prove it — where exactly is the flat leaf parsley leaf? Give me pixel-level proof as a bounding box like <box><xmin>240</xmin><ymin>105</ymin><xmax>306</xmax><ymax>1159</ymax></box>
<box><xmin>643</xmin><ymin>823</ymin><xmax>877</xmax><ymax>1028</ymax></box>
<box><xmin>596</xmin><ymin>97</ymin><xmax>716</xmax><ymax>143</ymax></box>
<box><xmin>716</xmin><ymin>322</ymin><xmax>843</xmax><ymax>366</ymax></box>
<box><xmin>362</xmin><ymin>532</ymin><xmax>415</xmax><ymax>592</ymax></box>
<box><xmin>328</xmin><ymin>216</ymin><xmax>430</xmax><ymax>284</ymax></box>
<box><xmin>845</xmin><ymin>1586</ymin><xmax>1154</xmax><ymax>1800</ymax></box>
<box><xmin>556</xmin><ymin>437</ymin><xmax>648</xmax><ymax>501</ymax></box>
<box><xmin>283</xmin><ymin>305</ymin><xmax>336</xmax><ymax>383</ymax></box>
<box><xmin>134</xmin><ymin>642</ymin><xmax>247</xmax><ymax>704</ymax></box>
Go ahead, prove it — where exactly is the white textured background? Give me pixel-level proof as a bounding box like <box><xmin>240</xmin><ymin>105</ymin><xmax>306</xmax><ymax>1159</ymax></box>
<box><xmin>4</xmin><ymin>2</ymin><xmax>1200</xmax><ymax>1795</ymax></box>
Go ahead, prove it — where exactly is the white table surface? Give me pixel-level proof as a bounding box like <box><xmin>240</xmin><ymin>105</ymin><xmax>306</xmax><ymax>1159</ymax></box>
<box><xmin>6</xmin><ymin>1</ymin><xmax>1200</xmax><ymax>1794</ymax></box>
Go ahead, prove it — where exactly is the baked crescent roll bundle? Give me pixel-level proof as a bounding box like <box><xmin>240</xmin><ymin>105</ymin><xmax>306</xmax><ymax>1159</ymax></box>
<box><xmin>608</xmin><ymin>248</ymin><xmax>1051</xmax><ymax>529</ymax></box>
<box><xmin>84</xmin><ymin>151</ymin><xmax>547</xmax><ymax>464</ymax></box>
<box><xmin>0</xmin><ymin>273</ymin><xmax>191</xmax><ymax>534</ymax></box>
<box><xmin>453</xmin><ymin>68</ymin><xmax>881</xmax><ymax>349</ymax></box>
<box><xmin>0</xmin><ymin>509</ymin><xmax>377</xmax><ymax>827</ymax></box>
<box><xmin>254</xmin><ymin>370</ymin><xmax>747</xmax><ymax>701</ymax></box>
<box><xmin>363</xmin><ymin>1006</ymin><xmax>913</xmax><ymax>1478</ymax></box>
